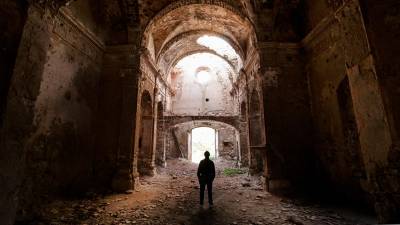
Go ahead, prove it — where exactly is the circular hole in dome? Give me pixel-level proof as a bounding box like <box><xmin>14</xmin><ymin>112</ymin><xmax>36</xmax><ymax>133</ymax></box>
<box><xmin>196</xmin><ymin>70</ymin><xmax>210</xmax><ymax>84</ymax></box>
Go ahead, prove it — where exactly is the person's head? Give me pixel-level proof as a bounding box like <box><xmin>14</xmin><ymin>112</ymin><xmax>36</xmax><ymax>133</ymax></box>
<box><xmin>204</xmin><ymin>151</ymin><xmax>210</xmax><ymax>159</ymax></box>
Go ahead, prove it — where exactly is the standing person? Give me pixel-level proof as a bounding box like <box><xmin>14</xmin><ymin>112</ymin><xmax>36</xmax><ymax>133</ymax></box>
<box><xmin>197</xmin><ymin>151</ymin><xmax>215</xmax><ymax>206</ymax></box>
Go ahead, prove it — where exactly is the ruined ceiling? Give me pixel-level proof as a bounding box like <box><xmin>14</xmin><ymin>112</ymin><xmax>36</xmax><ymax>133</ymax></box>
<box><xmin>34</xmin><ymin>0</ymin><xmax>304</xmax><ymax>44</ymax></box>
<box><xmin>157</xmin><ymin>31</ymin><xmax>243</xmax><ymax>76</ymax></box>
<box><xmin>138</xmin><ymin>0</ymin><xmax>249</xmax><ymax>29</ymax></box>
<box><xmin>138</xmin><ymin>1</ymin><xmax>257</xmax><ymax>82</ymax></box>
<box><xmin>142</xmin><ymin>3</ymin><xmax>255</xmax><ymax>59</ymax></box>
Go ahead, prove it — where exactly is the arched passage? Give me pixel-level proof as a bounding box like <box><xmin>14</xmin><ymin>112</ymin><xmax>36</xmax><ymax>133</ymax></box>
<box><xmin>137</xmin><ymin>91</ymin><xmax>155</xmax><ymax>176</ymax></box>
<box><xmin>136</xmin><ymin>0</ymin><xmax>260</xmax><ymax>177</ymax></box>
<box><xmin>166</xmin><ymin>120</ymin><xmax>242</xmax><ymax>165</ymax></box>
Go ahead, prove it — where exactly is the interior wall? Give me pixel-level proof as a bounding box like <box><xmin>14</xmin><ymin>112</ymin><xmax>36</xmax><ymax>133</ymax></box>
<box><xmin>0</xmin><ymin>2</ymin><xmax>104</xmax><ymax>223</ymax></box>
<box><xmin>304</xmin><ymin>0</ymin><xmax>397</xmax><ymax>220</ymax></box>
<box><xmin>304</xmin><ymin>0</ymin><xmax>370</xmax><ymax>204</ymax></box>
<box><xmin>359</xmin><ymin>0</ymin><xmax>400</xmax><ymax>221</ymax></box>
<box><xmin>0</xmin><ymin>0</ymin><xmax>28</xmax><ymax>127</ymax></box>
<box><xmin>259</xmin><ymin>43</ymin><xmax>314</xmax><ymax>190</ymax></box>
<box><xmin>249</xmin><ymin>90</ymin><xmax>265</xmax><ymax>173</ymax></box>
<box><xmin>170</xmin><ymin>66</ymin><xmax>235</xmax><ymax>116</ymax></box>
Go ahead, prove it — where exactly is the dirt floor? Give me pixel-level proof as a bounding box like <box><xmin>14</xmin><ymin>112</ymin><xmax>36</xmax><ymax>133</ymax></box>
<box><xmin>28</xmin><ymin>159</ymin><xmax>376</xmax><ymax>225</ymax></box>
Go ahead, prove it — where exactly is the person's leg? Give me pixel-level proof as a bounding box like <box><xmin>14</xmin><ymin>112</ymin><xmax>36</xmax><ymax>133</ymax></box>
<box><xmin>200</xmin><ymin>182</ymin><xmax>205</xmax><ymax>205</ymax></box>
<box><xmin>207</xmin><ymin>181</ymin><xmax>213</xmax><ymax>205</ymax></box>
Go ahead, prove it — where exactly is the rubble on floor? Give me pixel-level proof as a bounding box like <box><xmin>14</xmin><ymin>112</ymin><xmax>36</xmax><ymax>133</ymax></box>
<box><xmin>25</xmin><ymin>159</ymin><xmax>375</xmax><ymax>225</ymax></box>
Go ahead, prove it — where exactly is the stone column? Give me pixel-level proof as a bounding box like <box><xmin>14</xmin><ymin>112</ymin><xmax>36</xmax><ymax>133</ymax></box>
<box><xmin>110</xmin><ymin>44</ymin><xmax>141</xmax><ymax>192</ymax></box>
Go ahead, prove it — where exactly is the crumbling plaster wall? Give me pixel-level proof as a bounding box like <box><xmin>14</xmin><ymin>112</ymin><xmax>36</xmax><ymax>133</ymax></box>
<box><xmin>0</xmin><ymin>2</ymin><xmax>104</xmax><ymax>224</ymax></box>
<box><xmin>258</xmin><ymin>42</ymin><xmax>314</xmax><ymax>190</ymax></box>
<box><xmin>170</xmin><ymin>68</ymin><xmax>235</xmax><ymax>116</ymax></box>
<box><xmin>95</xmin><ymin>45</ymin><xmax>134</xmax><ymax>188</ymax></box>
<box><xmin>218</xmin><ymin>127</ymin><xmax>239</xmax><ymax>161</ymax></box>
<box><xmin>304</xmin><ymin>0</ymin><xmax>399</xmax><ymax>221</ymax></box>
<box><xmin>359</xmin><ymin>2</ymin><xmax>400</xmax><ymax>219</ymax></box>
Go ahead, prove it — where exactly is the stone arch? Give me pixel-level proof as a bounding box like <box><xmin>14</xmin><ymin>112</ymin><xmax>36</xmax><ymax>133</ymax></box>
<box><xmin>165</xmin><ymin>116</ymin><xmax>239</xmax><ymax>130</ymax></box>
<box><xmin>157</xmin><ymin>30</ymin><xmax>245</xmax><ymax>63</ymax></box>
<box><xmin>141</xmin><ymin>0</ymin><xmax>258</xmax><ymax>65</ymax></box>
<box><xmin>170</xmin><ymin>120</ymin><xmax>242</xmax><ymax>163</ymax></box>
<box><xmin>137</xmin><ymin>90</ymin><xmax>155</xmax><ymax>176</ymax></box>
<box><xmin>141</xmin><ymin>0</ymin><xmax>253</xmax><ymax>48</ymax></box>
<box><xmin>166</xmin><ymin>49</ymin><xmax>237</xmax><ymax>77</ymax></box>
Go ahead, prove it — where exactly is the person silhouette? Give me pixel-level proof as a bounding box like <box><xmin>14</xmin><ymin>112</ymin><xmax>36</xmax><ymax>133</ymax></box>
<box><xmin>197</xmin><ymin>151</ymin><xmax>215</xmax><ymax>206</ymax></box>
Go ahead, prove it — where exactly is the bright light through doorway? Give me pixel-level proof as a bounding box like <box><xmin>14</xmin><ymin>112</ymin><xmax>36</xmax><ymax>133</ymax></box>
<box><xmin>191</xmin><ymin>127</ymin><xmax>216</xmax><ymax>163</ymax></box>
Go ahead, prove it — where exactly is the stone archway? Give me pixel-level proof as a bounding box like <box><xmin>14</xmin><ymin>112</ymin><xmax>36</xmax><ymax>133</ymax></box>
<box><xmin>165</xmin><ymin>120</ymin><xmax>242</xmax><ymax>165</ymax></box>
<box><xmin>137</xmin><ymin>90</ymin><xmax>155</xmax><ymax>176</ymax></box>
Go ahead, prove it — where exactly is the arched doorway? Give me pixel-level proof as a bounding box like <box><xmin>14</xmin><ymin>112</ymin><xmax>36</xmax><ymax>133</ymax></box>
<box><xmin>191</xmin><ymin>127</ymin><xmax>217</xmax><ymax>163</ymax></box>
<box><xmin>138</xmin><ymin>91</ymin><xmax>155</xmax><ymax>176</ymax></box>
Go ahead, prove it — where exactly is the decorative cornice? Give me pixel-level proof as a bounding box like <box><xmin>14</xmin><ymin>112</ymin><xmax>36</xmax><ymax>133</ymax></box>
<box><xmin>301</xmin><ymin>1</ymin><xmax>358</xmax><ymax>48</ymax></box>
<box><xmin>58</xmin><ymin>8</ymin><xmax>105</xmax><ymax>50</ymax></box>
<box><xmin>28</xmin><ymin>0</ymin><xmax>74</xmax><ymax>11</ymax></box>
<box><xmin>105</xmin><ymin>44</ymin><xmax>137</xmax><ymax>53</ymax></box>
<box><xmin>38</xmin><ymin>7</ymin><xmax>105</xmax><ymax>62</ymax></box>
<box><xmin>157</xmin><ymin>29</ymin><xmax>244</xmax><ymax>63</ymax></box>
<box><xmin>141</xmin><ymin>54</ymin><xmax>174</xmax><ymax>95</ymax></box>
<box><xmin>148</xmin><ymin>0</ymin><xmax>248</xmax><ymax>27</ymax></box>
<box><xmin>301</xmin><ymin>14</ymin><xmax>337</xmax><ymax>48</ymax></box>
<box><xmin>258</xmin><ymin>42</ymin><xmax>301</xmax><ymax>50</ymax></box>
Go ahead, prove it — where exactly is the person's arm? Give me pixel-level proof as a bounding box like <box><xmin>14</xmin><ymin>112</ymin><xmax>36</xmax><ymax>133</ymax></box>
<box><xmin>197</xmin><ymin>161</ymin><xmax>202</xmax><ymax>178</ymax></box>
<box><xmin>211</xmin><ymin>162</ymin><xmax>215</xmax><ymax>180</ymax></box>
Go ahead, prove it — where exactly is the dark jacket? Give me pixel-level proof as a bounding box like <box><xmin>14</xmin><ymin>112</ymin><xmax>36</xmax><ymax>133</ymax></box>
<box><xmin>197</xmin><ymin>158</ymin><xmax>215</xmax><ymax>183</ymax></box>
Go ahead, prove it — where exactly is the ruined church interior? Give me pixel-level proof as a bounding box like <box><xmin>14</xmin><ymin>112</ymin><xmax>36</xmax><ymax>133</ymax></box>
<box><xmin>1</xmin><ymin>0</ymin><xmax>400</xmax><ymax>224</ymax></box>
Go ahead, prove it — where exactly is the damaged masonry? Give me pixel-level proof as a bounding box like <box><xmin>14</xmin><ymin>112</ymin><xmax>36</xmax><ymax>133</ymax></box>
<box><xmin>0</xmin><ymin>0</ymin><xmax>399</xmax><ymax>224</ymax></box>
